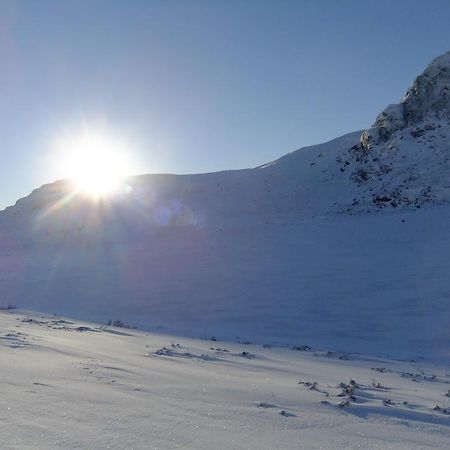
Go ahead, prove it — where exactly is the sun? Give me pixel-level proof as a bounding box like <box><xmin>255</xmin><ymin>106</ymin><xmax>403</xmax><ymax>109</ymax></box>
<box><xmin>54</xmin><ymin>128</ymin><xmax>133</xmax><ymax>197</ymax></box>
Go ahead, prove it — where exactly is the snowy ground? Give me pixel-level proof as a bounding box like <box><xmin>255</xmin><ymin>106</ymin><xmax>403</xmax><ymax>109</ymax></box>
<box><xmin>2</xmin><ymin>310</ymin><xmax>450</xmax><ymax>449</ymax></box>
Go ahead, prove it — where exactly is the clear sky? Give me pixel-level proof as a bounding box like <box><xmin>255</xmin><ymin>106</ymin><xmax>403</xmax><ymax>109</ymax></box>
<box><xmin>0</xmin><ymin>0</ymin><xmax>449</xmax><ymax>208</ymax></box>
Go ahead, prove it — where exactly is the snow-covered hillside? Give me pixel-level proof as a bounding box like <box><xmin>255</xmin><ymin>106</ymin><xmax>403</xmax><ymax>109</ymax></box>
<box><xmin>2</xmin><ymin>310</ymin><xmax>450</xmax><ymax>449</ymax></box>
<box><xmin>338</xmin><ymin>51</ymin><xmax>450</xmax><ymax>212</ymax></box>
<box><xmin>1</xmin><ymin>52</ymin><xmax>450</xmax><ymax>360</ymax></box>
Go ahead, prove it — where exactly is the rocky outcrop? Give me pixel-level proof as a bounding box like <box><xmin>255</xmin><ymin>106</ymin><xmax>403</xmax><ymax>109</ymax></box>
<box><xmin>403</xmin><ymin>51</ymin><xmax>450</xmax><ymax>124</ymax></box>
<box><xmin>338</xmin><ymin>50</ymin><xmax>450</xmax><ymax>213</ymax></box>
<box><xmin>360</xmin><ymin>51</ymin><xmax>450</xmax><ymax>151</ymax></box>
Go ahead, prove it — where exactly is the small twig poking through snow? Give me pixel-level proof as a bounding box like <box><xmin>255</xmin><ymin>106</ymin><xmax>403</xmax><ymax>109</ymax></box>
<box><xmin>336</xmin><ymin>380</ymin><xmax>360</xmax><ymax>407</ymax></box>
<box><xmin>291</xmin><ymin>345</ymin><xmax>312</xmax><ymax>352</ymax></box>
<box><xmin>106</xmin><ymin>319</ymin><xmax>137</xmax><ymax>329</ymax></box>
<box><xmin>401</xmin><ymin>371</ymin><xmax>437</xmax><ymax>382</ymax></box>
<box><xmin>433</xmin><ymin>405</ymin><xmax>450</xmax><ymax>415</ymax></box>
<box><xmin>256</xmin><ymin>402</ymin><xmax>277</xmax><ymax>409</ymax></box>
<box><xmin>299</xmin><ymin>381</ymin><xmax>318</xmax><ymax>390</ymax></box>
<box><xmin>299</xmin><ymin>380</ymin><xmax>330</xmax><ymax>396</ymax></box>
<box><xmin>280</xmin><ymin>410</ymin><xmax>296</xmax><ymax>417</ymax></box>
<box><xmin>372</xmin><ymin>379</ymin><xmax>390</xmax><ymax>390</ymax></box>
<box><xmin>209</xmin><ymin>347</ymin><xmax>229</xmax><ymax>353</ymax></box>
<box><xmin>75</xmin><ymin>326</ymin><xmax>92</xmax><ymax>332</ymax></box>
<box><xmin>338</xmin><ymin>398</ymin><xmax>351</xmax><ymax>408</ymax></box>
<box><xmin>154</xmin><ymin>347</ymin><xmax>172</xmax><ymax>356</ymax></box>
<box><xmin>371</xmin><ymin>367</ymin><xmax>391</xmax><ymax>373</ymax></box>
<box><xmin>338</xmin><ymin>379</ymin><xmax>358</xmax><ymax>395</ymax></box>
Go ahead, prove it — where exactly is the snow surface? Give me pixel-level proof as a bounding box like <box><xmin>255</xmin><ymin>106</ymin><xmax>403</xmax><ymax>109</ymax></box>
<box><xmin>2</xmin><ymin>309</ymin><xmax>450</xmax><ymax>449</ymax></box>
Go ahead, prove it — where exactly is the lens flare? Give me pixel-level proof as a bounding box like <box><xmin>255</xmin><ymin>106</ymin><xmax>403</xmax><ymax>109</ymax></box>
<box><xmin>54</xmin><ymin>128</ymin><xmax>134</xmax><ymax>197</ymax></box>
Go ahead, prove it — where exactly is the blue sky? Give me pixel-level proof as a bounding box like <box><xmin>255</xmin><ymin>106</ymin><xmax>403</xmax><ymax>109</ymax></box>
<box><xmin>0</xmin><ymin>0</ymin><xmax>449</xmax><ymax>208</ymax></box>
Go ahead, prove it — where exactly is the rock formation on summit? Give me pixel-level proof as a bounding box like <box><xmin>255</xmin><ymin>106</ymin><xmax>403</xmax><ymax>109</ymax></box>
<box><xmin>339</xmin><ymin>50</ymin><xmax>450</xmax><ymax>212</ymax></box>
<box><xmin>360</xmin><ymin>51</ymin><xmax>450</xmax><ymax>151</ymax></box>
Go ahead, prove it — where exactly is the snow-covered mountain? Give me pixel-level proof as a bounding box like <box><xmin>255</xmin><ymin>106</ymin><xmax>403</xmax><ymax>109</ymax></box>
<box><xmin>2</xmin><ymin>51</ymin><xmax>450</xmax><ymax>360</ymax></box>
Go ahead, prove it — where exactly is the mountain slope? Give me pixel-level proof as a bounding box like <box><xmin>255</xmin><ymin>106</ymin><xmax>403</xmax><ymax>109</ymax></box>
<box><xmin>1</xmin><ymin>52</ymin><xmax>450</xmax><ymax>360</ymax></box>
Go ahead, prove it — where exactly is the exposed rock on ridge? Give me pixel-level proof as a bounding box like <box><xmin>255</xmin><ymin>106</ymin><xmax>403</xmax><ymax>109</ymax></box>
<box><xmin>338</xmin><ymin>50</ymin><xmax>450</xmax><ymax>212</ymax></box>
<box><xmin>360</xmin><ymin>51</ymin><xmax>450</xmax><ymax>150</ymax></box>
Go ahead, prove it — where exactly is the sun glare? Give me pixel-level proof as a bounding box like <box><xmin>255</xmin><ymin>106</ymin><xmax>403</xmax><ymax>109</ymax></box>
<box><xmin>55</xmin><ymin>129</ymin><xmax>133</xmax><ymax>197</ymax></box>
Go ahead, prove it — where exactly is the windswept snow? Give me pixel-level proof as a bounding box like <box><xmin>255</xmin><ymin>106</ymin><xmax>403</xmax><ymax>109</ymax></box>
<box><xmin>2</xmin><ymin>310</ymin><xmax>450</xmax><ymax>449</ymax></box>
